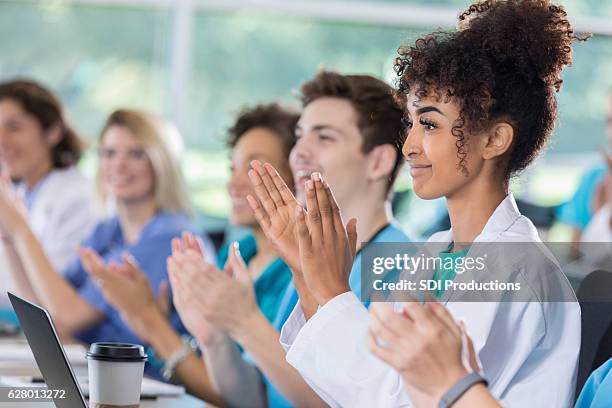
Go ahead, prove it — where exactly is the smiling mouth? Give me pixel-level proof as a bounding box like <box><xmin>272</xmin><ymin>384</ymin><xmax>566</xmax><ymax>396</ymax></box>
<box><xmin>107</xmin><ymin>175</ymin><xmax>135</xmax><ymax>186</ymax></box>
<box><xmin>294</xmin><ymin>169</ymin><xmax>316</xmax><ymax>188</ymax></box>
<box><xmin>409</xmin><ymin>165</ymin><xmax>432</xmax><ymax>177</ymax></box>
<box><xmin>231</xmin><ymin>196</ymin><xmax>248</xmax><ymax>207</ymax></box>
<box><xmin>0</xmin><ymin>153</ymin><xmax>19</xmax><ymax>163</ymax></box>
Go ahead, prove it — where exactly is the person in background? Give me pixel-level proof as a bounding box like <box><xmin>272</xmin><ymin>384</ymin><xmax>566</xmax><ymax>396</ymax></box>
<box><xmin>169</xmin><ymin>71</ymin><xmax>411</xmax><ymax>408</ymax></box>
<box><xmin>0</xmin><ymin>108</ymin><xmax>214</xmax><ymax>379</ymax></box>
<box><xmin>0</xmin><ymin>80</ymin><xmax>96</xmax><ymax>312</ymax></box>
<box><xmin>580</xmin><ymin>150</ymin><xmax>612</xmax><ymax>266</ymax></box>
<box><xmin>83</xmin><ymin>103</ymin><xmax>298</xmax><ymax>403</ymax></box>
<box><xmin>558</xmin><ymin>90</ymin><xmax>612</xmax><ymax>255</ymax></box>
<box><xmin>216</xmin><ymin>103</ymin><xmax>299</xmax><ymax>322</ymax></box>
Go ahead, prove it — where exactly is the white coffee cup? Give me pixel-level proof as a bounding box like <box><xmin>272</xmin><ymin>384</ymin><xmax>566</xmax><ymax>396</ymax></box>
<box><xmin>86</xmin><ymin>342</ymin><xmax>148</xmax><ymax>408</ymax></box>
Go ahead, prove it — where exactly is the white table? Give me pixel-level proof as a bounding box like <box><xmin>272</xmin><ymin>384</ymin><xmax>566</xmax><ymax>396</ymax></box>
<box><xmin>0</xmin><ymin>336</ymin><xmax>206</xmax><ymax>407</ymax></box>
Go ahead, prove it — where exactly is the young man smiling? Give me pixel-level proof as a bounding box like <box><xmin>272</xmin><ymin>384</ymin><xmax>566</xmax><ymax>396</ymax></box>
<box><xmin>169</xmin><ymin>70</ymin><xmax>411</xmax><ymax>407</ymax></box>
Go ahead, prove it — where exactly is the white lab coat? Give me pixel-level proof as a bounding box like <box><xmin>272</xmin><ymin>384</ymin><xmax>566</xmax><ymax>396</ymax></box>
<box><xmin>280</xmin><ymin>194</ymin><xmax>581</xmax><ymax>408</ymax></box>
<box><xmin>0</xmin><ymin>166</ymin><xmax>96</xmax><ymax>306</ymax></box>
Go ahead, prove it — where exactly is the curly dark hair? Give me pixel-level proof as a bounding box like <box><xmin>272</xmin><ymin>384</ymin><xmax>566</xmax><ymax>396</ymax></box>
<box><xmin>0</xmin><ymin>79</ymin><xmax>83</xmax><ymax>168</ymax></box>
<box><xmin>394</xmin><ymin>0</ymin><xmax>588</xmax><ymax>179</ymax></box>
<box><xmin>300</xmin><ymin>71</ymin><xmax>405</xmax><ymax>195</ymax></box>
<box><xmin>227</xmin><ymin>102</ymin><xmax>299</xmax><ymax>160</ymax></box>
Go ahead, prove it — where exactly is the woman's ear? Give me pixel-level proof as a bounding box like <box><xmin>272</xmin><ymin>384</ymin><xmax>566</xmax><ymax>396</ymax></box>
<box><xmin>366</xmin><ymin>144</ymin><xmax>398</xmax><ymax>181</ymax></box>
<box><xmin>45</xmin><ymin>123</ymin><xmax>63</xmax><ymax>147</ymax></box>
<box><xmin>482</xmin><ymin>122</ymin><xmax>514</xmax><ymax>160</ymax></box>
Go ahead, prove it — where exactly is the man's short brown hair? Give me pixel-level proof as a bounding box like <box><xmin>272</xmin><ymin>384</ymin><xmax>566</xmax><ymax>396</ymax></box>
<box><xmin>300</xmin><ymin>71</ymin><xmax>404</xmax><ymax>195</ymax></box>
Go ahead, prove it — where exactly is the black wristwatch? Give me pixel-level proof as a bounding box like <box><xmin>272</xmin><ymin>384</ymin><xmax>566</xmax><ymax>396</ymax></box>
<box><xmin>438</xmin><ymin>372</ymin><xmax>488</xmax><ymax>408</ymax></box>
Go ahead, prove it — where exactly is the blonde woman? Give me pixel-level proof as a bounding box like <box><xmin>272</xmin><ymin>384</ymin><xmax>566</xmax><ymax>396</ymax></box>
<box><xmin>0</xmin><ymin>109</ymin><xmax>214</xmax><ymax>366</ymax></box>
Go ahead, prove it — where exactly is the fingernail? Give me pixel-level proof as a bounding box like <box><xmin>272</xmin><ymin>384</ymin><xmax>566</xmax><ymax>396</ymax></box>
<box><xmin>306</xmin><ymin>180</ymin><xmax>313</xmax><ymax>190</ymax></box>
<box><xmin>233</xmin><ymin>241</ymin><xmax>241</xmax><ymax>255</ymax></box>
<box><xmin>312</xmin><ymin>172</ymin><xmax>321</xmax><ymax>181</ymax></box>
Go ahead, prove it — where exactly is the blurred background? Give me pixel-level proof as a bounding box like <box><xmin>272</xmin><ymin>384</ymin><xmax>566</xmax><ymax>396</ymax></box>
<box><xmin>2</xmin><ymin>0</ymin><xmax>611</xmax><ymax>241</ymax></box>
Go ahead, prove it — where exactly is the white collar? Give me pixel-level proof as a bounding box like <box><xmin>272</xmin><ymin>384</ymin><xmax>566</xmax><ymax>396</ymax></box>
<box><xmin>430</xmin><ymin>193</ymin><xmax>537</xmax><ymax>245</ymax></box>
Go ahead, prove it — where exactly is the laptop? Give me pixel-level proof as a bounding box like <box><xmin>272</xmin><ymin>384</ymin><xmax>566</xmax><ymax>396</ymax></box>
<box><xmin>8</xmin><ymin>292</ymin><xmax>88</xmax><ymax>407</ymax></box>
<box><xmin>7</xmin><ymin>292</ymin><xmax>184</xmax><ymax>407</ymax></box>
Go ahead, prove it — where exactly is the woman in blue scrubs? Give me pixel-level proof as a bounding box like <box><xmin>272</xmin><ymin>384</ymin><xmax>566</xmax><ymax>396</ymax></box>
<box><xmin>80</xmin><ymin>103</ymin><xmax>299</xmax><ymax>402</ymax></box>
<box><xmin>0</xmin><ymin>109</ymin><xmax>213</xmax><ymax>356</ymax></box>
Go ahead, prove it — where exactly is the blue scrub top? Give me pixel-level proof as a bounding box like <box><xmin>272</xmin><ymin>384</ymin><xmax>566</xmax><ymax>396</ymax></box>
<box><xmin>217</xmin><ymin>234</ymin><xmax>292</xmax><ymax>324</ymax></box>
<box><xmin>262</xmin><ymin>222</ymin><xmax>411</xmax><ymax>408</ymax></box>
<box><xmin>63</xmin><ymin>212</ymin><xmax>214</xmax><ymax>374</ymax></box>
<box><xmin>575</xmin><ymin>358</ymin><xmax>612</xmax><ymax>408</ymax></box>
<box><xmin>557</xmin><ymin>162</ymin><xmax>607</xmax><ymax>230</ymax></box>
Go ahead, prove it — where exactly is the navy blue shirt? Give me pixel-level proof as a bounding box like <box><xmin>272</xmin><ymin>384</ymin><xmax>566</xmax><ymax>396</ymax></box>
<box><xmin>64</xmin><ymin>211</ymin><xmax>215</xmax><ymax>348</ymax></box>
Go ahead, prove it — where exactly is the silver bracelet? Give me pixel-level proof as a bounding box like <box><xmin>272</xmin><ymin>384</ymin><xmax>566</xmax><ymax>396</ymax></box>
<box><xmin>161</xmin><ymin>336</ymin><xmax>196</xmax><ymax>380</ymax></box>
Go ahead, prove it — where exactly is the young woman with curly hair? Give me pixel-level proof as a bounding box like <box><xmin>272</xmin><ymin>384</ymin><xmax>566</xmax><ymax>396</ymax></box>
<box><xmin>254</xmin><ymin>1</ymin><xmax>589</xmax><ymax>407</ymax></box>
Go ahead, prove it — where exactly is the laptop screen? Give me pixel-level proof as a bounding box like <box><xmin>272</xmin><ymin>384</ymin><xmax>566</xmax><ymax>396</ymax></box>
<box><xmin>8</xmin><ymin>292</ymin><xmax>87</xmax><ymax>408</ymax></box>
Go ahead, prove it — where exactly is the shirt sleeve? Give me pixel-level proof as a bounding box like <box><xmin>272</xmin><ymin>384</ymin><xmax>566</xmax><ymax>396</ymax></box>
<box><xmin>279</xmin><ymin>300</ymin><xmax>307</xmax><ymax>352</ymax></box>
<box><xmin>42</xmin><ymin>190</ymin><xmax>96</xmax><ymax>274</ymax></box>
<box><xmin>281</xmin><ymin>291</ymin><xmax>412</xmax><ymax>408</ymax></box>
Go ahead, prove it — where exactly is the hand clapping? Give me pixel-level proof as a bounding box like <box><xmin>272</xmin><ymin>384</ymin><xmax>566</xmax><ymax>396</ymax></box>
<box><xmin>246</xmin><ymin>162</ymin><xmax>357</xmax><ymax>308</ymax></box>
<box><xmin>295</xmin><ymin>172</ymin><xmax>357</xmax><ymax>305</ymax></box>
<box><xmin>246</xmin><ymin>160</ymin><xmax>303</xmax><ymax>275</ymax></box>
<box><xmin>168</xmin><ymin>232</ymin><xmax>259</xmax><ymax>344</ymax></box>
<box><xmin>368</xmin><ymin>301</ymin><xmax>480</xmax><ymax>406</ymax></box>
<box><xmin>166</xmin><ymin>232</ymin><xmax>224</xmax><ymax>346</ymax></box>
<box><xmin>79</xmin><ymin>248</ymin><xmax>169</xmax><ymax>345</ymax></box>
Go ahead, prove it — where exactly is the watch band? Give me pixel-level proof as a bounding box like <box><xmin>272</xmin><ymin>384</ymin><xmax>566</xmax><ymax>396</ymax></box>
<box><xmin>161</xmin><ymin>336</ymin><xmax>196</xmax><ymax>380</ymax></box>
<box><xmin>438</xmin><ymin>372</ymin><xmax>488</xmax><ymax>408</ymax></box>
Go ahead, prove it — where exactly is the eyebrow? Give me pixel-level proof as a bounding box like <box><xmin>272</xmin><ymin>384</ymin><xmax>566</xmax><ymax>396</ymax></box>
<box><xmin>2</xmin><ymin>116</ymin><xmax>25</xmax><ymax>124</ymax></box>
<box><xmin>245</xmin><ymin>153</ymin><xmax>274</xmax><ymax>162</ymax></box>
<box><xmin>415</xmin><ymin>106</ymin><xmax>445</xmax><ymax>116</ymax></box>
<box><xmin>296</xmin><ymin>124</ymin><xmax>346</xmax><ymax>137</ymax></box>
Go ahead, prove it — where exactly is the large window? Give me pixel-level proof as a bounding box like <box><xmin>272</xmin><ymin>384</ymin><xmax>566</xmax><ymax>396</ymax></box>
<box><xmin>0</xmin><ymin>1</ymin><xmax>174</xmax><ymax>135</ymax></box>
<box><xmin>1</xmin><ymin>0</ymin><xmax>611</xmax><ymax>237</ymax></box>
<box><xmin>186</xmin><ymin>12</ymin><xmax>423</xmax><ymax>215</ymax></box>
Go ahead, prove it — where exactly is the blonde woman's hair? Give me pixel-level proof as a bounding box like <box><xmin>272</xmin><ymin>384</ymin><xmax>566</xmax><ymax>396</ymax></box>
<box><xmin>96</xmin><ymin>109</ymin><xmax>193</xmax><ymax>216</ymax></box>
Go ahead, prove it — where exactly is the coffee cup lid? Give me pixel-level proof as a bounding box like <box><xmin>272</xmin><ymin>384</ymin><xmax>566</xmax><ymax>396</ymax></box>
<box><xmin>86</xmin><ymin>342</ymin><xmax>148</xmax><ymax>363</ymax></box>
